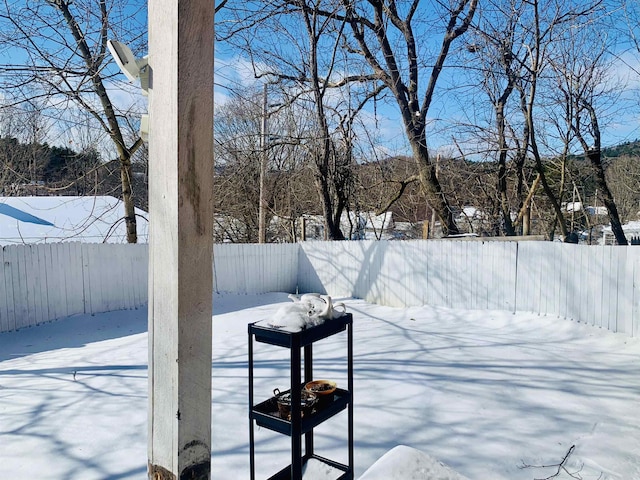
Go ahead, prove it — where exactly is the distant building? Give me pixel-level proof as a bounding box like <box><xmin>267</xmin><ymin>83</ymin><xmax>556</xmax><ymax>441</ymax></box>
<box><xmin>564</xmin><ymin>202</ymin><xmax>608</xmax><ymax>216</ymax></box>
<box><xmin>0</xmin><ymin>196</ymin><xmax>148</xmax><ymax>245</ymax></box>
<box><xmin>585</xmin><ymin>206</ymin><xmax>608</xmax><ymax>216</ymax></box>
<box><xmin>456</xmin><ymin>206</ymin><xmax>494</xmax><ymax>235</ymax></box>
<box><xmin>293</xmin><ymin>211</ymin><xmax>422</xmax><ymax>241</ymax></box>
<box><xmin>601</xmin><ymin>220</ymin><xmax>640</xmax><ymax>245</ymax></box>
<box><xmin>565</xmin><ymin>201</ymin><xmax>583</xmax><ymax>213</ymax></box>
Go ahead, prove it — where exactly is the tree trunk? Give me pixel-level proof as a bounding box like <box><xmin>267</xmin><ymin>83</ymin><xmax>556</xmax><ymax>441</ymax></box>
<box><xmin>409</xmin><ymin>135</ymin><xmax>459</xmax><ymax>236</ymax></box>
<box><xmin>120</xmin><ymin>156</ymin><xmax>137</xmax><ymax>243</ymax></box>
<box><xmin>55</xmin><ymin>0</ymin><xmax>139</xmax><ymax>243</ymax></box>
<box><xmin>587</xmin><ymin>148</ymin><xmax>627</xmax><ymax>245</ymax></box>
<box><xmin>496</xmin><ymin>100</ymin><xmax>516</xmax><ymax>236</ymax></box>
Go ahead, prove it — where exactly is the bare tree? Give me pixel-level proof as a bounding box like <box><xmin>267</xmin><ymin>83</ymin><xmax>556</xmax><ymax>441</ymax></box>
<box><xmin>289</xmin><ymin>0</ymin><xmax>354</xmax><ymax>239</ymax></box>
<box><xmin>461</xmin><ymin>0</ymin><xmax>603</xmax><ymax>240</ymax></box>
<box><xmin>0</xmin><ymin>0</ymin><xmax>146</xmax><ymax>242</ymax></box>
<box><xmin>214</xmin><ymin>86</ymin><xmax>319</xmax><ymax>242</ymax></box>
<box><xmin>219</xmin><ymin>0</ymin><xmax>377</xmax><ymax>240</ymax></box>
<box><xmin>605</xmin><ymin>155</ymin><xmax>640</xmax><ymax>224</ymax></box>
<box><xmin>218</xmin><ymin>0</ymin><xmax>475</xmax><ymax>237</ymax></box>
<box><xmin>459</xmin><ymin>0</ymin><xmax>529</xmax><ymax>235</ymax></box>
<box><xmin>335</xmin><ymin>0</ymin><xmax>479</xmax><ymax>236</ymax></box>
<box><xmin>548</xmin><ymin>26</ymin><xmax>628</xmax><ymax>244</ymax></box>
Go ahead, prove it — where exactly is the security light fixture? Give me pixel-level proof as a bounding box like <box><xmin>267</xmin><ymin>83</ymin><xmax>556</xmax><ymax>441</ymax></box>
<box><xmin>107</xmin><ymin>39</ymin><xmax>149</xmax><ymax>142</ymax></box>
<box><xmin>107</xmin><ymin>39</ymin><xmax>149</xmax><ymax>94</ymax></box>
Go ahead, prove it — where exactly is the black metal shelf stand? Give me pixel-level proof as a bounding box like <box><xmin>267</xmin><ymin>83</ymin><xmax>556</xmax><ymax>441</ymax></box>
<box><xmin>248</xmin><ymin>313</ymin><xmax>354</xmax><ymax>480</ymax></box>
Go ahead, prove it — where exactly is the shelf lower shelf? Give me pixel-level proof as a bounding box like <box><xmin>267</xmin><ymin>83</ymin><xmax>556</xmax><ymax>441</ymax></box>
<box><xmin>251</xmin><ymin>388</ymin><xmax>350</xmax><ymax>436</ymax></box>
<box><xmin>265</xmin><ymin>455</ymin><xmax>352</xmax><ymax>480</ymax></box>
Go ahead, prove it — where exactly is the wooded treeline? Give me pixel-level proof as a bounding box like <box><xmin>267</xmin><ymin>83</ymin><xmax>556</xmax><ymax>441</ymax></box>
<box><xmin>0</xmin><ymin>136</ymin><xmax>148</xmax><ymax>209</ymax></box>
<box><xmin>2</xmin><ymin>116</ymin><xmax>639</xmax><ymax>244</ymax></box>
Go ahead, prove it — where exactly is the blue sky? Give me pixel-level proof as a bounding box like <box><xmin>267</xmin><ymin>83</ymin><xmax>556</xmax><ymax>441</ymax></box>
<box><xmin>212</xmin><ymin>0</ymin><xmax>640</xmax><ymax>161</ymax></box>
<box><xmin>1</xmin><ymin>0</ymin><xmax>638</xmax><ymax>160</ymax></box>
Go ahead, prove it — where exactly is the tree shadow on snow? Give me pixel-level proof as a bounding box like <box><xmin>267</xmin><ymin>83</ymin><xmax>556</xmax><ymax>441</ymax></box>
<box><xmin>0</xmin><ymin>307</ymin><xmax>148</xmax><ymax>362</ymax></box>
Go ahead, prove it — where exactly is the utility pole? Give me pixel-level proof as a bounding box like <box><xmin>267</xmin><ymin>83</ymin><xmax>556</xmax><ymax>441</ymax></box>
<box><xmin>258</xmin><ymin>84</ymin><xmax>268</xmax><ymax>243</ymax></box>
<box><xmin>147</xmin><ymin>0</ymin><xmax>214</xmax><ymax>478</ymax></box>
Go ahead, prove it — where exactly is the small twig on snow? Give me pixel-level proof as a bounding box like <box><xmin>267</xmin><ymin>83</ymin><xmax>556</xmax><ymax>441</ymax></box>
<box><xmin>518</xmin><ymin>445</ymin><xmax>584</xmax><ymax>480</ymax></box>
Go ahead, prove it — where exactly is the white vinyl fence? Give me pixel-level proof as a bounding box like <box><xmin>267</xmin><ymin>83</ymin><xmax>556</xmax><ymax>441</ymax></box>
<box><xmin>298</xmin><ymin>240</ymin><xmax>518</xmax><ymax>310</ymax></box>
<box><xmin>2</xmin><ymin>240</ymin><xmax>639</xmax><ymax>337</ymax></box>
<box><xmin>0</xmin><ymin>242</ymin><xmax>298</xmax><ymax>333</ymax></box>
<box><xmin>212</xmin><ymin>243</ymin><xmax>298</xmax><ymax>294</ymax></box>
<box><xmin>299</xmin><ymin>240</ymin><xmax>640</xmax><ymax>337</ymax></box>
<box><xmin>1</xmin><ymin>243</ymin><xmax>148</xmax><ymax>332</ymax></box>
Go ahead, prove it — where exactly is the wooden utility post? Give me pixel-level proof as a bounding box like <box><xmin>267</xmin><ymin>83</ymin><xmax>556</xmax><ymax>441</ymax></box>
<box><xmin>258</xmin><ymin>84</ymin><xmax>268</xmax><ymax>243</ymax></box>
<box><xmin>147</xmin><ymin>1</ymin><xmax>214</xmax><ymax>479</ymax></box>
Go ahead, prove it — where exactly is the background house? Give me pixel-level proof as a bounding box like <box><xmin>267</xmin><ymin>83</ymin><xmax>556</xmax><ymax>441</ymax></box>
<box><xmin>293</xmin><ymin>211</ymin><xmax>420</xmax><ymax>241</ymax></box>
<box><xmin>602</xmin><ymin>220</ymin><xmax>640</xmax><ymax>245</ymax></box>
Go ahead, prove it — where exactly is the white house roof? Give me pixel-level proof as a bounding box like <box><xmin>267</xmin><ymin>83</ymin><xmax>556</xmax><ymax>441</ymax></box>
<box><xmin>585</xmin><ymin>206</ymin><xmax>608</xmax><ymax>216</ymax></box>
<box><xmin>565</xmin><ymin>202</ymin><xmax>583</xmax><ymax>212</ymax></box>
<box><xmin>602</xmin><ymin>220</ymin><xmax>640</xmax><ymax>234</ymax></box>
<box><xmin>0</xmin><ymin>196</ymin><xmax>149</xmax><ymax>245</ymax></box>
<box><xmin>364</xmin><ymin>211</ymin><xmax>393</xmax><ymax>230</ymax></box>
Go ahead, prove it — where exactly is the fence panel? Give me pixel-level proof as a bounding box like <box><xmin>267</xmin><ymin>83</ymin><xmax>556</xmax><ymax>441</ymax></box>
<box><xmin>22</xmin><ymin>247</ymin><xmax>37</xmax><ymax>327</ymax></box>
<box><xmin>213</xmin><ymin>243</ymin><xmax>298</xmax><ymax>295</ymax></box>
<box><xmin>84</xmin><ymin>243</ymin><xmax>103</xmax><ymax>314</ymax></box>
<box><xmin>33</xmin><ymin>245</ymin><xmax>48</xmax><ymax>324</ymax></box>
<box><xmin>6</xmin><ymin>246</ymin><xmax>23</xmax><ymax>329</ymax></box>
<box><xmin>298</xmin><ymin>241</ymin><xmax>371</xmax><ymax>298</ymax></box>
<box><xmin>45</xmin><ymin>244</ymin><xmax>62</xmax><ymax>321</ymax></box>
<box><xmin>67</xmin><ymin>243</ymin><xmax>86</xmax><ymax>317</ymax></box>
<box><xmin>400</xmin><ymin>241</ymin><xmax>427</xmax><ymax>307</ymax></box>
<box><xmin>0</xmin><ymin>247</ymin><xmax>9</xmax><ymax>332</ymax></box>
<box><xmin>605</xmin><ymin>247</ymin><xmax>619</xmax><ymax>332</ymax></box>
<box><xmin>377</xmin><ymin>242</ymin><xmax>403</xmax><ymax>307</ymax></box>
<box><xmin>2</xmin><ymin>246</ymin><xmax>17</xmax><ymax>331</ymax></box>
<box><xmin>489</xmin><ymin>242</ymin><xmax>518</xmax><ymax>311</ymax></box>
<box><xmin>0</xmin><ymin>243</ymin><xmax>148</xmax><ymax>332</ymax></box>
<box><xmin>626</xmin><ymin>258</ymin><xmax>640</xmax><ymax>337</ymax></box>
<box><xmin>516</xmin><ymin>242</ymin><xmax>543</xmax><ymax>313</ymax></box>
<box><xmin>364</xmin><ymin>241</ymin><xmax>385</xmax><ymax>305</ymax></box>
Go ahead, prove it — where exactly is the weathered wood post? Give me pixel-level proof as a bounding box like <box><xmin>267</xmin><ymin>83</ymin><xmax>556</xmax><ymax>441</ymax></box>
<box><xmin>147</xmin><ymin>0</ymin><xmax>214</xmax><ymax>478</ymax></box>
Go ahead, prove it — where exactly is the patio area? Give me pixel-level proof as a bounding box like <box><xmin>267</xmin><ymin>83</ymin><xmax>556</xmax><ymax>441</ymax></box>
<box><xmin>0</xmin><ymin>292</ymin><xmax>639</xmax><ymax>479</ymax></box>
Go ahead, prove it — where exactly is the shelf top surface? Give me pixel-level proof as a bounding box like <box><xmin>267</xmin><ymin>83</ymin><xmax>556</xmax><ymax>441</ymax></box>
<box><xmin>250</xmin><ymin>313</ymin><xmax>352</xmax><ymax>347</ymax></box>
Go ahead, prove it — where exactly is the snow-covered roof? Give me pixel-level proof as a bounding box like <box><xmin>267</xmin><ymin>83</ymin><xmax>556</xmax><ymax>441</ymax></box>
<box><xmin>602</xmin><ymin>220</ymin><xmax>640</xmax><ymax>234</ymax></box>
<box><xmin>458</xmin><ymin>206</ymin><xmax>487</xmax><ymax>220</ymax></box>
<box><xmin>565</xmin><ymin>201</ymin><xmax>582</xmax><ymax>212</ymax></box>
<box><xmin>566</xmin><ymin>203</ymin><xmax>607</xmax><ymax>215</ymax></box>
<box><xmin>585</xmin><ymin>206</ymin><xmax>608</xmax><ymax>216</ymax></box>
<box><xmin>364</xmin><ymin>211</ymin><xmax>393</xmax><ymax>230</ymax></box>
<box><xmin>0</xmin><ymin>196</ymin><xmax>148</xmax><ymax>245</ymax></box>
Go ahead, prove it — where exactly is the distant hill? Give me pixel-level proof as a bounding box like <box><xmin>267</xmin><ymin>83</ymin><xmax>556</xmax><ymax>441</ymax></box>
<box><xmin>602</xmin><ymin>140</ymin><xmax>640</xmax><ymax>158</ymax></box>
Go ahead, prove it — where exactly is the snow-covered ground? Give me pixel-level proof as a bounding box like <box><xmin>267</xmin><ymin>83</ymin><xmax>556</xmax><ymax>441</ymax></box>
<box><xmin>1</xmin><ymin>292</ymin><xmax>639</xmax><ymax>479</ymax></box>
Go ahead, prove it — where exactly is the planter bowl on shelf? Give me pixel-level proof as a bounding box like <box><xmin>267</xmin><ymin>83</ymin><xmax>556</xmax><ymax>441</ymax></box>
<box><xmin>273</xmin><ymin>388</ymin><xmax>317</xmax><ymax>420</ymax></box>
<box><xmin>305</xmin><ymin>380</ymin><xmax>337</xmax><ymax>406</ymax></box>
